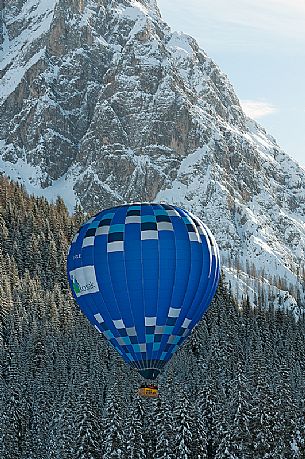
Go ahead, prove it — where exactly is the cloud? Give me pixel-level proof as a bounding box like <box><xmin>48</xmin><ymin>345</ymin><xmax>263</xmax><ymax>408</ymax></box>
<box><xmin>240</xmin><ymin>100</ymin><xmax>277</xmax><ymax>119</ymax></box>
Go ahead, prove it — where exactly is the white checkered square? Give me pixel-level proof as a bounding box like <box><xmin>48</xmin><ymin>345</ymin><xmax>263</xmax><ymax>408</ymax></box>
<box><xmin>167</xmin><ymin>209</ymin><xmax>180</xmax><ymax>216</ymax></box>
<box><xmin>82</xmin><ymin>236</ymin><xmax>95</xmax><ymax>248</ymax></box>
<box><xmin>145</xmin><ymin>317</ymin><xmax>157</xmax><ymax>326</ymax></box>
<box><xmin>126</xmin><ymin>327</ymin><xmax>137</xmax><ymax>336</ymax></box>
<box><xmin>182</xmin><ymin>318</ymin><xmax>192</xmax><ymax>328</ymax></box>
<box><xmin>169</xmin><ymin>307</ymin><xmax>181</xmax><ymax>318</ymax></box>
<box><xmin>189</xmin><ymin>232</ymin><xmax>200</xmax><ymax>242</ymax></box>
<box><xmin>126</xmin><ymin>216</ymin><xmax>141</xmax><ymax>224</ymax></box>
<box><xmin>95</xmin><ymin>226</ymin><xmax>110</xmax><ymax>236</ymax></box>
<box><xmin>94</xmin><ymin>313</ymin><xmax>104</xmax><ymax>323</ymax></box>
<box><xmin>157</xmin><ymin>222</ymin><xmax>173</xmax><ymax>231</ymax></box>
<box><xmin>107</xmin><ymin>241</ymin><xmax>124</xmax><ymax>252</ymax></box>
<box><xmin>141</xmin><ymin>231</ymin><xmax>158</xmax><ymax>240</ymax></box>
<box><xmin>113</xmin><ymin>319</ymin><xmax>125</xmax><ymax>329</ymax></box>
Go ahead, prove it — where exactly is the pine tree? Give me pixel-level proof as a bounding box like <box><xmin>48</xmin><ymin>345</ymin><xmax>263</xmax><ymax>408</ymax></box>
<box><xmin>125</xmin><ymin>396</ymin><xmax>146</xmax><ymax>459</ymax></box>
<box><xmin>272</xmin><ymin>360</ymin><xmax>297</xmax><ymax>458</ymax></box>
<box><xmin>173</xmin><ymin>393</ymin><xmax>194</xmax><ymax>459</ymax></box>
<box><xmin>0</xmin><ymin>386</ymin><xmax>24</xmax><ymax>459</ymax></box>
<box><xmin>154</xmin><ymin>396</ymin><xmax>175</xmax><ymax>459</ymax></box>
<box><xmin>74</xmin><ymin>382</ymin><xmax>102</xmax><ymax>459</ymax></box>
<box><xmin>220</xmin><ymin>363</ymin><xmax>253</xmax><ymax>459</ymax></box>
<box><xmin>101</xmin><ymin>383</ymin><xmax>126</xmax><ymax>459</ymax></box>
<box><xmin>52</xmin><ymin>389</ymin><xmax>77</xmax><ymax>459</ymax></box>
<box><xmin>246</xmin><ymin>333</ymin><xmax>276</xmax><ymax>458</ymax></box>
<box><xmin>193</xmin><ymin>387</ymin><xmax>208</xmax><ymax>459</ymax></box>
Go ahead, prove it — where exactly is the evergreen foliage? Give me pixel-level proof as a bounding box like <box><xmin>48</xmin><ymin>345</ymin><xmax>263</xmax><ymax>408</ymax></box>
<box><xmin>0</xmin><ymin>176</ymin><xmax>304</xmax><ymax>458</ymax></box>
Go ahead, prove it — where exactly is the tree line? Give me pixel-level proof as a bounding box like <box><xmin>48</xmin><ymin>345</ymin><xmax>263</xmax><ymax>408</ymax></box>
<box><xmin>0</xmin><ymin>176</ymin><xmax>305</xmax><ymax>458</ymax></box>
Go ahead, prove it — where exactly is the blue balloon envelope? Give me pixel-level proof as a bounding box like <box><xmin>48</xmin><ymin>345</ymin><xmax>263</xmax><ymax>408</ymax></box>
<box><xmin>67</xmin><ymin>203</ymin><xmax>220</xmax><ymax>379</ymax></box>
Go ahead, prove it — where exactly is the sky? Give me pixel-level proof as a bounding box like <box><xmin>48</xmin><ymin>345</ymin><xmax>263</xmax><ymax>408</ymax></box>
<box><xmin>157</xmin><ymin>0</ymin><xmax>305</xmax><ymax>169</ymax></box>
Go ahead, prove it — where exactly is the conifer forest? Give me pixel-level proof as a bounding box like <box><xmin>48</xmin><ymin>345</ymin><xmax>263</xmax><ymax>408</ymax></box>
<box><xmin>1</xmin><ymin>176</ymin><xmax>305</xmax><ymax>459</ymax></box>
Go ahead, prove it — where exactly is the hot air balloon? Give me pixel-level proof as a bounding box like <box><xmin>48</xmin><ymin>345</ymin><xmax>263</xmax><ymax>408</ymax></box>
<box><xmin>67</xmin><ymin>203</ymin><xmax>220</xmax><ymax>390</ymax></box>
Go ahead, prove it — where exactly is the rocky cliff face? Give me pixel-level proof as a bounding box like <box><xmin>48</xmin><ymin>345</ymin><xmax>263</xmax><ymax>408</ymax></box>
<box><xmin>1</xmin><ymin>0</ymin><xmax>305</xmax><ymax>309</ymax></box>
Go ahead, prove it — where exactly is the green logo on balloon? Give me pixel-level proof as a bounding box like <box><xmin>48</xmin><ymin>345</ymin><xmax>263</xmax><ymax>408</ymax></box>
<box><xmin>72</xmin><ymin>277</ymin><xmax>81</xmax><ymax>295</ymax></box>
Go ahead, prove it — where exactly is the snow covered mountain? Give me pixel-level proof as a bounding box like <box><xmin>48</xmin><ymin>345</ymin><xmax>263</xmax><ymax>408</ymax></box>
<box><xmin>1</xmin><ymin>0</ymin><xmax>305</xmax><ymax>309</ymax></box>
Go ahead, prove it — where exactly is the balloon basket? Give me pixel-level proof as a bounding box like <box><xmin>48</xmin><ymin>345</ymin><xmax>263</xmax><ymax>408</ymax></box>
<box><xmin>138</xmin><ymin>384</ymin><xmax>159</xmax><ymax>398</ymax></box>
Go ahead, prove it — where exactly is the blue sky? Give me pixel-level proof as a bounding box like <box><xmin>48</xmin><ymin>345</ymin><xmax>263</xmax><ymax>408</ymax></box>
<box><xmin>157</xmin><ymin>0</ymin><xmax>305</xmax><ymax>169</ymax></box>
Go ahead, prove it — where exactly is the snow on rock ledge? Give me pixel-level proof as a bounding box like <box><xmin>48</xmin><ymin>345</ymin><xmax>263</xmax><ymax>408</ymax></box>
<box><xmin>0</xmin><ymin>0</ymin><xmax>305</xmax><ymax>310</ymax></box>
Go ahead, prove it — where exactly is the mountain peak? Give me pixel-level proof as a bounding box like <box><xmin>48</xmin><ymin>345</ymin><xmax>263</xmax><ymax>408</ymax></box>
<box><xmin>0</xmin><ymin>0</ymin><xmax>304</xmax><ymax>310</ymax></box>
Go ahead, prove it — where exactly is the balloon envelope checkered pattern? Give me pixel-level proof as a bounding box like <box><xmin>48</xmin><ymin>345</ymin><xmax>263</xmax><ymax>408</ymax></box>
<box><xmin>67</xmin><ymin>203</ymin><xmax>220</xmax><ymax>379</ymax></box>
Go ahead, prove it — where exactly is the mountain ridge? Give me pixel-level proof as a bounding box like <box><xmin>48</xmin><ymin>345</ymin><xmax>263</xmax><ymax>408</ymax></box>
<box><xmin>0</xmin><ymin>0</ymin><xmax>305</xmax><ymax>309</ymax></box>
